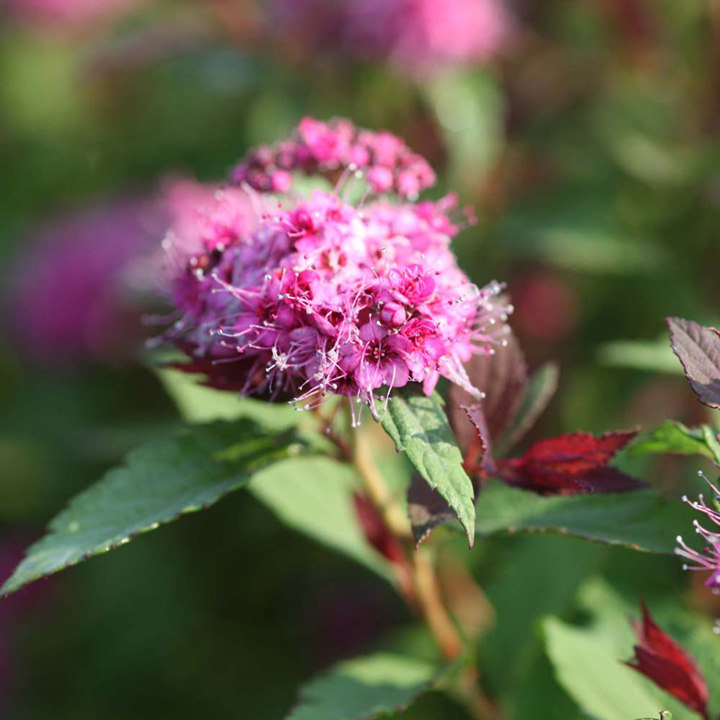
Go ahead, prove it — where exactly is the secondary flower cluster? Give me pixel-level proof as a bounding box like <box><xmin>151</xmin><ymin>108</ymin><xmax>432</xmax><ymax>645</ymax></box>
<box><xmin>676</xmin><ymin>475</ymin><xmax>720</xmax><ymax>603</ymax></box>
<box><xmin>270</xmin><ymin>0</ymin><xmax>511</xmax><ymax>74</ymax></box>
<box><xmin>5</xmin><ymin>0</ymin><xmax>140</xmax><ymax>30</ymax></box>
<box><xmin>8</xmin><ymin>198</ymin><xmax>161</xmax><ymax>365</ymax></box>
<box><xmin>231</xmin><ymin>117</ymin><xmax>436</xmax><ymax>199</ymax></box>
<box><xmin>163</xmin><ymin>118</ymin><xmax>510</xmax><ymax>418</ymax></box>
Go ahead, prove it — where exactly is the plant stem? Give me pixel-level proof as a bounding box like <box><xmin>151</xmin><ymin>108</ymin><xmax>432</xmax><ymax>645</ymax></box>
<box><xmin>316</xmin><ymin>407</ymin><xmax>498</xmax><ymax>720</ymax></box>
<box><xmin>352</xmin><ymin>428</ymin><xmax>412</xmax><ymax>541</ymax></box>
<box><xmin>412</xmin><ymin>546</ymin><xmax>464</xmax><ymax>660</ymax></box>
<box><xmin>351</xmin><ymin>427</ymin><xmax>498</xmax><ymax>720</ymax></box>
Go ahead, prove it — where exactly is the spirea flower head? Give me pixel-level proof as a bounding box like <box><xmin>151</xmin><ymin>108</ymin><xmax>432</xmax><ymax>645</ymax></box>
<box><xmin>676</xmin><ymin>474</ymin><xmax>720</xmax><ymax>594</ymax></box>
<box><xmin>163</xmin><ymin>118</ymin><xmax>511</xmax><ymax>420</ymax></box>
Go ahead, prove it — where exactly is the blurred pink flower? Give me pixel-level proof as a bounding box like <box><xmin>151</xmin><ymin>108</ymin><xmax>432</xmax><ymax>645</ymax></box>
<box><xmin>8</xmin><ymin>197</ymin><xmax>162</xmax><ymax>365</ymax></box>
<box><xmin>270</xmin><ymin>0</ymin><xmax>512</xmax><ymax>73</ymax></box>
<box><xmin>348</xmin><ymin>0</ymin><xmax>512</xmax><ymax>71</ymax></box>
<box><xmin>4</xmin><ymin>0</ymin><xmax>140</xmax><ymax>30</ymax></box>
<box><xmin>508</xmin><ymin>271</ymin><xmax>579</xmax><ymax>342</ymax></box>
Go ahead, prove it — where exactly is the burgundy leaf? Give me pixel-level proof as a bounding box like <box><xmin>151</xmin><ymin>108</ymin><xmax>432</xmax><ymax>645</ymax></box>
<box><xmin>460</xmin><ymin>404</ymin><xmax>495</xmax><ymax>474</ymax></box>
<box><xmin>667</xmin><ymin>317</ymin><xmax>720</xmax><ymax>410</ymax></box>
<box><xmin>448</xmin><ymin>332</ymin><xmax>527</xmax><ymax>453</ymax></box>
<box><xmin>406</xmin><ymin>474</ymin><xmax>457</xmax><ymax>548</ymax></box>
<box><xmin>626</xmin><ymin>602</ymin><xmax>709</xmax><ymax>719</ymax></box>
<box><xmin>495</xmin><ymin>430</ymin><xmax>644</xmax><ymax>495</ymax></box>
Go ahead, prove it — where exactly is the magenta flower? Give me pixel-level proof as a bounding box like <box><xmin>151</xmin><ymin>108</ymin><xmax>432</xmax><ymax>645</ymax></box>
<box><xmin>8</xmin><ymin>197</ymin><xmax>161</xmax><ymax>365</ymax></box>
<box><xmin>269</xmin><ymin>0</ymin><xmax>511</xmax><ymax>73</ymax></box>
<box><xmin>231</xmin><ymin>117</ymin><xmax>435</xmax><ymax>199</ymax></box>
<box><xmin>163</xmin><ymin>119</ymin><xmax>510</xmax><ymax>420</ymax></box>
<box><xmin>347</xmin><ymin>0</ymin><xmax>512</xmax><ymax>72</ymax></box>
<box><xmin>4</xmin><ymin>0</ymin><xmax>140</xmax><ymax>30</ymax></box>
<box><xmin>676</xmin><ymin>475</ymin><xmax>720</xmax><ymax>593</ymax></box>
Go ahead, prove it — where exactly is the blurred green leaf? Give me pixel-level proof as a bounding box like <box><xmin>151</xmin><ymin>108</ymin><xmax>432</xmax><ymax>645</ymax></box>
<box><xmin>425</xmin><ymin>69</ymin><xmax>504</xmax><ymax>193</ymax></box>
<box><xmin>630</xmin><ymin>421</ymin><xmax>714</xmax><ymax>460</ymax></box>
<box><xmin>597</xmin><ymin>340</ymin><xmax>682</xmax><ymax>374</ymax></box>
<box><xmin>157</xmin><ymin>367</ymin><xmax>299</xmax><ymax>428</ymax></box>
<box><xmin>381</xmin><ymin>391</ymin><xmax>475</xmax><ymax>544</ymax></box>
<box><xmin>286</xmin><ymin>653</ymin><xmax>439</xmax><ymax>720</ymax></box>
<box><xmin>1</xmin><ymin>419</ymin><xmax>306</xmax><ymax>596</ymax></box>
<box><xmin>481</xmin><ymin>535</ymin><xmax>605</xmax><ymax>697</ymax></box>
<box><xmin>249</xmin><ymin>456</ymin><xmax>392</xmax><ymax>581</ymax></box>
<box><xmin>474</xmin><ymin>482</ymin><xmax>695</xmax><ymax>553</ymax></box>
<box><xmin>500</xmin><ymin>199</ymin><xmax>666</xmax><ymax>275</ymax></box>
<box><xmin>543</xmin><ymin>582</ymin><xmax>684</xmax><ymax>720</ymax></box>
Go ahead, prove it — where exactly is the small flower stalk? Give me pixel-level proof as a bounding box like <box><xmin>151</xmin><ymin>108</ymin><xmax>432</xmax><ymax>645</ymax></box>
<box><xmin>161</xmin><ymin>117</ymin><xmax>511</xmax><ymax>420</ymax></box>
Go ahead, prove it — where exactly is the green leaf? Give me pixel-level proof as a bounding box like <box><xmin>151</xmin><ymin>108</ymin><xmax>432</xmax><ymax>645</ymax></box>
<box><xmin>381</xmin><ymin>391</ymin><xmax>475</xmax><ymax>543</ymax></box>
<box><xmin>1</xmin><ymin>420</ymin><xmax>305</xmax><ymax>596</ymax></box>
<box><xmin>497</xmin><ymin>362</ymin><xmax>559</xmax><ymax>455</ymax></box>
<box><xmin>157</xmin><ymin>367</ymin><xmax>299</xmax><ymax>429</ymax></box>
<box><xmin>598</xmin><ymin>340</ymin><xmax>682</xmax><ymax>374</ymax></box>
<box><xmin>544</xmin><ymin>617</ymin><xmax>676</xmax><ymax>720</ymax></box>
<box><xmin>543</xmin><ymin>581</ymin><xmax>685</xmax><ymax>720</ymax></box>
<box><xmin>424</xmin><ymin>70</ymin><xmax>504</xmax><ymax>193</ymax></box>
<box><xmin>630</xmin><ymin>421</ymin><xmax>714</xmax><ymax>459</ymax></box>
<box><xmin>249</xmin><ymin>456</ymin><xmax>392</xmax><ymax>581</ymax></box>
<box><xmin>475</xmin><ymin>482</ymin><xmax>695</xmax><ymax>553</ymax></box>
<box><xmin>286</xmin><ymin>653</ymin><xmax>439</xmax><ymax>720</ymax></box>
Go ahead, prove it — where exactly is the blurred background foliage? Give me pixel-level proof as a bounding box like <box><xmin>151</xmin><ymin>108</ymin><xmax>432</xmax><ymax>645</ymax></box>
<box><xmin>1</xmin><ymin>0</ymin><xmax>719</xmax><ymax>717</ymax></box>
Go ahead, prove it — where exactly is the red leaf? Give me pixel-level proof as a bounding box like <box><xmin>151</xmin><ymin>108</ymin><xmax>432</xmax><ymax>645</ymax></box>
<box><xmin>626</xmin><ymin>603</ymin><xmax>709</xmax><ymax>719</ymax></box>
<box><xmin>448</xmin><ymin>332</ymin><xmax>527</xmax><ymax>452</ymax></box>
<box><xmin>667</xmin><ymin>317</ymin><xmax>720</xmax><ymax>410</ymax></box>
<box><xmin>495</xmin><ymin>430</ymin><xmax>644</xmax><ymax>495</ymax></box>
<box><xmin>460</xmin><ymin>404</ymin><xmax>495</xmax><ymax>474</ymax></box>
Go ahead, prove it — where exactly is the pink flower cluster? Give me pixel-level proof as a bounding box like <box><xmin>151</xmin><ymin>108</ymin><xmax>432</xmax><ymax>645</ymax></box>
<box><xmin>163</xmin><ymin>119</ymin><xmax>510</xmax><ymax>418</ymax></box>
<box><xmin>231</xmin><ymin>117</ymin><xmax>436</xmax><ymax>199</ymax></box>
<box><xmin>270</xmin><ymin>0</ymin><xmax>511</xmax><ymax>73</ymax></box>
<box><xmin>676</xmin><ymin>475</ymin><xmax>720</xmax><ymax>623</ymax></box>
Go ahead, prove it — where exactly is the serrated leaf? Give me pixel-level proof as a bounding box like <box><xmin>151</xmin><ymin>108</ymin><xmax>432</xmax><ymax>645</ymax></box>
<box><xmin>630</xmin><ymin>421</ymin><xmax>714</xmax><ymax>459</ymax></box>
<box><xmin>496</xmin><ymin>429</ymin><xmax>644</xmax><ymax>495</ymax></box>
<box><xmin>1</xmin><ymin>420</ymin><xmax>304</xmax><ymax>596</ymax></box>
<box><xmin>497</xmin><ymin>362</ymin><xmax>559</xmax><ymax>455</ymax></box>
<box><xmin>667</xmin><ymin>317</ymin><xmax>720</xmax><ymax>410</ymax></box>
<box><xmin>286</xmin><ymin>653</ymin><xmax>439</xmax><ymax>720</ymax></box>
<box><xmin>475</xmin><ymin>482</ymin><xmax>695</xmax><ymax>553</ymax></box>
<box><xmin>381</xmin><ymin>391</ymin><xmax>475</xmax><ymax>544</ymax></box>
<box><xmin>249</xmin><ymin>457</ymin><xmax>392</xmax><ymax>581</ymax></box>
